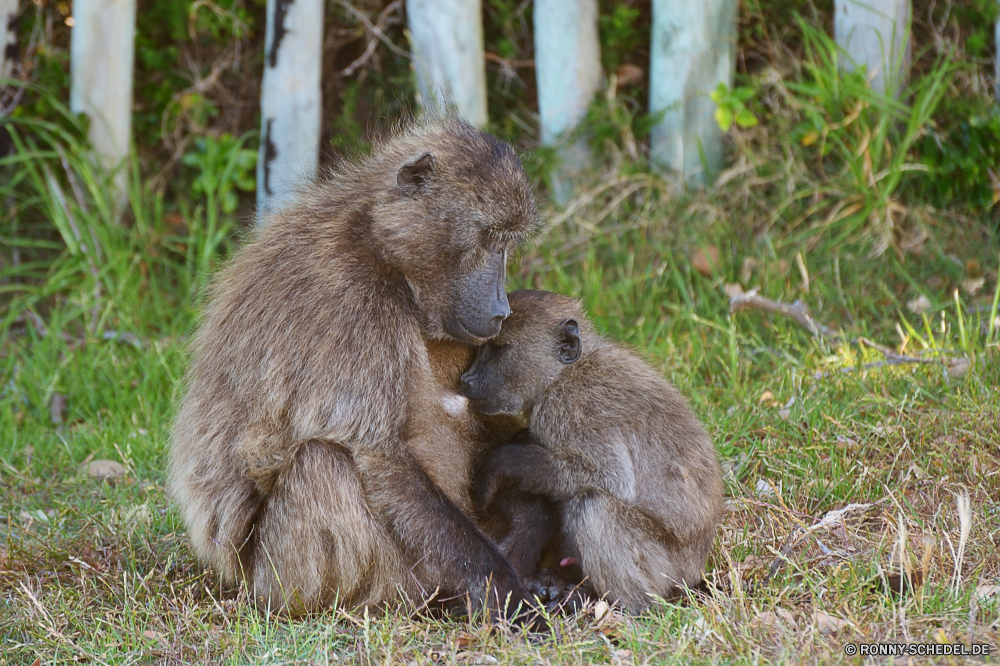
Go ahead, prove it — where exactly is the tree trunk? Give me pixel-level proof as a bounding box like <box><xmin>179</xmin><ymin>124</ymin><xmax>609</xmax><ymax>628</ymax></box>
<box><xmin>648</xmin><ymin>0</ymin><xmax>737</xmax><ymax>185</ymax></box>
<box><xmin>257</xmin><ymin>0</ymin><xmax>324</xmax><ymax>217</ymax></box>
<box><xmin>834</xmin><ymin>0</ymin><xmax>911</xmax><ymax>96</ymax></box>
<box><xmin>70</xmin><ymin>0</ymin><xmax>137</xmax><ymax>180</ymax></box>
<box><xmin>406</xmin><ymin>0</ymin><xmax>488</xmax><ymax>126</ymax></box>
<box><xmin>534</xmin><ymin>0</ymin><xmax>602</xmax><ymax>203</ymax></box>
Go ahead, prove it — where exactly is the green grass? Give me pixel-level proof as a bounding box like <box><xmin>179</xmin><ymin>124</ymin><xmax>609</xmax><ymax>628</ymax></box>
<box><xmin>3</xmin><ymin>79</ymin><xmax>1000</xmax><ymax>664</ymax></box>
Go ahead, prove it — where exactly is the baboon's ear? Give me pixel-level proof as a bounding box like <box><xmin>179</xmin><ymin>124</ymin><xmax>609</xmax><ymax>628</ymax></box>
<box><xmin>557</xmin><ymin>319</ymin><xmax>581</xmax><ymax>364</ymax></box>
<box><xmin>397</xmin><ymin>153</ymin><xmax>435</xmax><ymax>194</ymax></box>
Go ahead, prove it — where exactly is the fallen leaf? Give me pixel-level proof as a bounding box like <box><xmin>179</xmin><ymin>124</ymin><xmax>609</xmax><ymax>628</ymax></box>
<box><xmin>778</xmin><ymin>396</ymin><xmax>794</xmax><ymax>420</ymax></box>
<box><xmin>758</xmin><ymin>389</ymin><xmax>774</xmax><ymax>403</ymax></box>
<box><xmin>612</xmin><ymin>648</ymin><xmax>633</xmax><ymax>663</ymax></box>
<box><xmin>84</xmin><ymin>460</ymin><xmax>127</xmax><ymax>479</ymax></box>
<box><xmin>813</xmin><ymin>611</ymin><xmax>850</xmax><ymax>634</ymax></box>
<box><xmin>753</xmin><ymin>611</ymin><xmax>783</xmax><ymax>629</ymax></box>
<box><xmin>49</xmin><ymin>393</ymin><xmax>67</xmax><ymax>425</ymax></box>
<box><xmin>143</xmin><ymin>630</ymin><xmax>165</xmax><ymax>642</ymax></box>
<box><xmin>926</xmin><ymin>275</ymin><xmax>946</xmax><ymax>290</ymax></box>
<box><xmin>593</xmin><ymin>600</ymin><xmax>629</xmax><ymax>640</ymax></box>
<box><xmin>753</xmin><ymin>608</ymin><xmax>797</xmax><ymax>629</ymax></box>
<box><xmin>755</xmin><ymin>479</ymin><xmax>776</xmax><ymax>498</ymax></box>
<box><xmin>899</xmin><ymin>226</ymin><xmax>928</xmax><ymax>254</ymax></box>
<box><xmin>691</xmin><ymin>246</ymin><xmax>720</xmax><ymax>277</ymax></box>
<box><xmin>966</xmin><ymin>258</ymin><xmax>982</xmax><ymax>277</ymax></box>
<box><xmin>737</xmin><ymin>555</ymin><xmax>770</xmax><ymax>571</ymax></box>
<box><xmin>976</xmin><ymin>585</ymin><xmax>999</xmax><ymax>602</ymax></box>
<box><xmin>906</xmin><ymin>294</ymin><xmax>932</xmax><ymax>314</ymax></box>
<box><xmin>593</xmin><ymin>600</ymin><xmax>610</xmax><ymax>623</ymax></box>
<box><xmin>31</xmin><ymin>659</ymin><xmax>41</xmax><ymax>666</ymax></box>
<box><xmin>775</xmin><ymin>608</ymin><xmax>797</xmax><ymax>627</ymax></box>
<box><xmin>962</xmin><ymin>277</ymin><xmax>985</xmax><ymax>296</ymax></box>
<box><xmin>947</xmin><ymin>357</ymin><xmax>971</xmax><ymax>379</ymax></box>
<box><xmin>614</xmin><ymin>64</ymin><xmax>643</xmax><ymax>89</ymax></box>
<box><xmin>454</xmin><ymin>632</ymin><xmax>478</xmax><ymax>649</ymax></box>
<box><xmin>724</xmin><ymin>283</ymin><xmax>744</xmax><ymax>298</ymax></box>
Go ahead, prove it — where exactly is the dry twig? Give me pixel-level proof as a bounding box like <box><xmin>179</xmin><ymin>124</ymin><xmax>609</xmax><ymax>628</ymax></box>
<box><xmin>729</xmin><ymin>288</ymin><xmax>840</xmax><ymax>339</ymax></box>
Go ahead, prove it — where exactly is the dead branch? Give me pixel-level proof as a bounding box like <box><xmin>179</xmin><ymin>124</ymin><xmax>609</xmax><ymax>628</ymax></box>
<box><xmin>729</xmin><ymin>288</ymin><xmax>841</xmax><ymax>339</ymax></box>
<box><xmin>730</xmin><ymin>291</ymin><xmax>970</xmax><ymax>378</ymax></box>
<box><xmin>337</xmin><ymin>0</ymin><xmax>407</xmax><ymax>77</ymax></box>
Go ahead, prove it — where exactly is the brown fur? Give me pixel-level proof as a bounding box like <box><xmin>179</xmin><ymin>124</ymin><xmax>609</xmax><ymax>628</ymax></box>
<box><xmin>465</xmin><ymin>290</ymin><xmax>725</xmax><ymax>613</ymax></box>
<box><xmin>168</xmin><ymin>119</ymin><xmax>539</xmax><ymax>616</ymax></box>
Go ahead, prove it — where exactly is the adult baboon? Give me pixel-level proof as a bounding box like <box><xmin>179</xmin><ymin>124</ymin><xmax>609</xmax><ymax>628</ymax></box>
<box><xmin>168</xmin><ymin>119</ymin><xmax>540</xmax><ymax>620</ymax></box>
<box><xmin>461</xmin><ymin>290</ymin><xmax>725</xmax><ymax>612</ymax></box>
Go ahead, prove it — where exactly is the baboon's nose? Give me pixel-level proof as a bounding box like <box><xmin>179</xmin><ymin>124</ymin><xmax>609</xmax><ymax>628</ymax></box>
<box><xmin>459</xmin><ymin>372</ymin><xmax>475</xmax><ymax>395</ymax></box>
<box><xmin>491</xmin><ymin>301</ymin><xmax>512</xmax><ymax>325</ymax></box>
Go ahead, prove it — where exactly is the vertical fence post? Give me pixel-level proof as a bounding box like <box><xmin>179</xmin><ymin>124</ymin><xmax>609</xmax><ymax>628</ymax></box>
<box><xmin>0</xmin><ymin>0</ymin><xmax>16</xmax><ymax>81</ymax></box>
<box><xmin>534</xmin><ymin>0</ymin><xmax>602</xmax><ymax>203</ymax></box>
<box><xmin>834</xmin><ymin>0</ymin><xmax>911</xmax><ymax>96</ymax></box>
<box><xmin>648</xmin><ymin>0</ymin><xmax>738</xmax><ymax>185</ymax></box>
<box><xmin>257</xmin><ymin>0</ymin><xmax>324</xmax><ymax>217</ymax></box>
<box><xmin>995</xmin><ymin>4</ymin><xmax>999</xmax><ymax>100</ymax></box>
<box><xmin>406</xmin><ymin>0</ymin><xmax>488</xmax><ymax>126</ymax></box>
<box><xmin>70</xmin><ymin>0</ymin><xmax>137</xmax><ymax>190</ymax></box>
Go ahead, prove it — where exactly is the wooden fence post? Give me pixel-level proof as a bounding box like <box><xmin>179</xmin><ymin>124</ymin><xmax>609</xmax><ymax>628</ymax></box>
<box><xmin>0</xmin><ymin>0</ymin><xmax>16</xmax><ymax>81</ymax></box>
<box><xmin>834</xmin><ymin>0</ymin><xmax>910</xmax><ymax>96</ymax></box>
<box><xmin>406</xmin><ymin>0</ymin><xmax>488</xmax><ymax>126</ymax></box>
<box><xmin>70</xmin><ymin>0</ymin><xmax>137</xmax><ymax>181</ymax></box>
<box><xmin>257</xmin><ymin>0</ymin><xmax>324</xmax><ymax>216</ymax></box>
<box><xmin>534</xmin><ymin>0</ymin><xmax>602</xmax><ymax>203</ymax></box>
<box><xmin>648</xmin><ymin>0</ymin><xmax>737</xmax><ymax>184</ymax></box>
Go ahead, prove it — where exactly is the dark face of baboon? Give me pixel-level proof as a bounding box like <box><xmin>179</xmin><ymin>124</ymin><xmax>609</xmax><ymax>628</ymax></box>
<box><xmin>374</xmin><ymin>131</ymin><xmax>536</xmax><ymax>342</ymax></box>
<box><xmin>460</xmin><ymin>290</ymin><xmax>584</xmax><ymax>414</ymax></box>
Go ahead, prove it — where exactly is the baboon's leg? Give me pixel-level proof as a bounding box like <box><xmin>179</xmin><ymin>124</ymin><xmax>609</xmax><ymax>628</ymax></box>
<box><xmin>168</xmin><ymin>419</ymin><xmax>264</xmax><ymax>585</ymax></box>
<box><xmin>493</xmin><ymin>491</ymin><xmax>558</xmax><ymax>577</ymax></box>
<box><xmin>252</xmin><ymin>440</ymin><xmax>415</xmax><ymax>613</ymax></box>
<box><xmin>563</xmin><ymin>490</ymin><xmax>697</xmax><ymax>613</ymax></box>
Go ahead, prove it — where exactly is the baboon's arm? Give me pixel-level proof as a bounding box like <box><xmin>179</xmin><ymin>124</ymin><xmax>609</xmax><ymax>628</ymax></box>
<box><xmin>474</xmin><ymin>442</ymin><xmax>635</xmax><ymax>507</ymax></box>
<box><xmin>354</xmin><ymin>447</ymin><xmax>533</xmax><ymax>614</ymax></box>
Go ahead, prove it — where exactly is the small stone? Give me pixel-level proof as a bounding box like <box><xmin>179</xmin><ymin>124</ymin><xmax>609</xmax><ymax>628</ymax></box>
<box><xmin>85</xmin><ymin>460</ymin><xmax>127</xmax><ymax>479</ymax></box>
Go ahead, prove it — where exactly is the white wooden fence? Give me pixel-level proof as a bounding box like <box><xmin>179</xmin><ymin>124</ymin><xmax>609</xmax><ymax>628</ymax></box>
<box><xmin>257</xmin><ymin>0</ymin><xmax>324</xmax><ymax>213</ymax></box>
<box><xmin>0</xmin><ymin>0</ymin><xmax>17</xmax><ymax>82</ymax></box>
<box><xmin>57</xmin><ymin>0</ymin><xmax>1000</xmax><ymax>210</ymax></box>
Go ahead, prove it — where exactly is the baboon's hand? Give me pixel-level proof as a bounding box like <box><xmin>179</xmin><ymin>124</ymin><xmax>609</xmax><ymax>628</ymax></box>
<box><xmin>472</xmin><ymin>461</ymin><xmax>505</xmax><ymax>511</ymax></box>
<box><xmin>473</xmin><ymin>444</ymin><xmax>548</xmax><ymax>510</ymax></box>
<box><xmin>486</xmin><ymin>568</ymin><xmax>550</xmax><ymax>632</ymax></box>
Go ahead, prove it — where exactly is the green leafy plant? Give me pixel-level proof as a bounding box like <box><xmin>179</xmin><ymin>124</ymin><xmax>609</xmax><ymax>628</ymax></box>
<box><xmin>579</xmin><ymin>89</ymin><xmax>665</xmax><ymax>164</ymax></box>
<box><xmin>773</xmin><ymin>20</ymin><xmax>955</xmax><ymax>252</ymax></box>
<box><xmin>599</xmin><ymin>1</ymin><xmax>643</xmax><ymax>70</ymax></box>
<box><xmin>181</xmin><ymin>132</ymin><xmax>256</xmax><ymax>214</ymax></box>
<box><xmin>918</xmin><ymin>113</ymin><xmax>1000</xmax><ymax>211</ymax></box>
<box><xmin>710</xmin><ymin>83</ymin><xmax>759</xmax><ymax>131</ymax></box>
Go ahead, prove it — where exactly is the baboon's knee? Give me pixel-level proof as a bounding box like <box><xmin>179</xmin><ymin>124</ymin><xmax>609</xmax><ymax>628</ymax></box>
<box><xmin>252</xmin><ymin>441</ymin><xmax>410</xmax><ymax>613</ymax></box>
<box><xmin>564</xmin><ymin>491</ymin><xmax>681</xmax><ymax>612</ymax></box>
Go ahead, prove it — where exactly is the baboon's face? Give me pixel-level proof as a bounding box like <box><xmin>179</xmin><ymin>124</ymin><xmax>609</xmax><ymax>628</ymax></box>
<box><xmin>443</xmin><ymin>242</ymin><xmax>513</xmax><ymax>343</ymax></box>
<box><xmin>459</xmin><ymin>291</ymin><xmax>582</xmax><ymax>416</ymax></box>
<box><xmin>378</xmin><ymin>133</ymin><xmax>537</xmax><ymax>343</ymax></box>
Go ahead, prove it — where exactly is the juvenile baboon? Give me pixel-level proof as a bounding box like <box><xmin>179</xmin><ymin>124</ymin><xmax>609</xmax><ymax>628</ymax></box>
<box><xmin>461</xmin><ymin>290</ymin><xmax>725</xmax><ymax>612</ymax></box>
<box><xmin>168</xmin><ymin>119</ymin><xmax>542</xmax><ymax>620</ymax></box>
